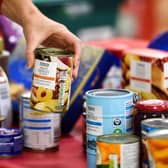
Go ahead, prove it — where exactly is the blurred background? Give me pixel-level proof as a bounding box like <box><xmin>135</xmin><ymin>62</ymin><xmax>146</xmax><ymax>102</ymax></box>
<box><xmin>1</xmin><ymin>0</ymin><xmax>168</xmax><ymax>129</ymax></box>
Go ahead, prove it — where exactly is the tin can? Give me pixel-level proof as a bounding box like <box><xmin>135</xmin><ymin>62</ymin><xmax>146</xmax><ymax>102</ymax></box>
<box><xmin>85</xmin><ymin>89</ymin><xmax>134</xmax><ymax>168</ymax></box>
<box><xmin>20</xmin><ymin>92</ymin><xmax>61</xmax><ymax>151</ymax></box>
<box><xmin>134</xmin><ymin>99</ymin><xmax>168</xmax><ymax>137</ymax></box>
<box><xmin>141</xmin><ymin>118</ymin><xmax>168</xmax><ymax>168</ymax></box>
<box><xmin>30</xmin><ymin>47</ymin><xmax>73</xmax><ymax>113</ymax></box>
<box><xmin>0</xmin><ymin>128</ymin><xmax>23</xmax><ymax>157</ymax></box>
<box><xmin>142</xmin><ymin>129</ymin><xmax>168</xmax><ymax>168</ymax></box>
<box><xmin>0</xmin><ymin>66</ymin><xmax>12</xmax><ymax>128</ymax></box>
<box><xmin>96</xmin><ymin>134</ymin><xmax>139</xmax><ymax>168</ymax></box>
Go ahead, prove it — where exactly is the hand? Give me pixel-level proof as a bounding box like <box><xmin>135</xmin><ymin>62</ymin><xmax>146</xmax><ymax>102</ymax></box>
<box><xmin>23</xmin><ymin>14</ymin><xmax>81</xmax><ymax>78</ymax></box>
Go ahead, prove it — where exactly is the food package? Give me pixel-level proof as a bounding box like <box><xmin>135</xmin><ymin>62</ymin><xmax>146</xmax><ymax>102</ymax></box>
<box><xmin>61</xmin><ymin>44</ymin><xmax>120</xmax><ymax>133</ymax></box>
<box><xmin>122</xmin><ymin>48</ymin><xmax>168</xmax><ymax>100</ymax></box>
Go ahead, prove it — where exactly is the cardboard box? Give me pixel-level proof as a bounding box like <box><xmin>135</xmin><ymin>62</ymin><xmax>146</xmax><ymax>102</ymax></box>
<box><xmin>122</xmin><ymin>48</ymin><xmax>168</xmax><ymax>100</ymax></box>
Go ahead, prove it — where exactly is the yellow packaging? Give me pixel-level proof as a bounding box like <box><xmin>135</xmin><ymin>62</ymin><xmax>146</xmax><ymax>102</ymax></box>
<box><xmin>122</xmin><ymin>48</ymin><xmax>168</xmax><ymax>100</ymax></box>
<box><xmin>30</xmin><ymin>47</ymin><xmax>73</xmax><ymax>113</ymax></box>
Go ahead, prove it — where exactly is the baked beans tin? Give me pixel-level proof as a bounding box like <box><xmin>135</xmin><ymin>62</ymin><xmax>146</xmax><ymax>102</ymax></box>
<box><xmin>96</xmin><ymin>134</ymin><xmax>139</xmax><ymax>168</ymax></box>
<box><xmin>134</xmin><ymin>99</ymin><xmax>168</xmax><ymax>136</ymax></box>
<box><xmin>30</xmin><ymin>47</ymin><xmax>73</xmax><ymax>113</ymax></box>
<box><xmin>0</xmin><ymin>128</ymin><xmax>23</xmax><ymax>157</ymax></box>
<box><xmin>0</xmin><ymin>66</ymin><xmax>12</xmax><ymax>128</ymax></box>
<box><xmin>142</xmin><ymin>129</ymin><xmax>168</xmax><ymax>168</ymax></box>
<box><xmin>20</xmin><ymin>92</ymin><xmax>61</xmax><ymax>151</ymax></box>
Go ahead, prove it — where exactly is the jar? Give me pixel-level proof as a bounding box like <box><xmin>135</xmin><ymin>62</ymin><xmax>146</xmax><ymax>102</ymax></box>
<box><xmin>134</xmin><ymin>99</ymin><xmax>168</xmax><ymax>137</ymax></box>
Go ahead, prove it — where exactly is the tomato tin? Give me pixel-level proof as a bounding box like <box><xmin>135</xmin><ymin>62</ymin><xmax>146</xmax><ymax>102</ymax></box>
<box><xmin>20</xmin><ymin>92</ymin><xmax>61</xmax><ymax>151</ymax></box>
<box><xmin>142</xmin><ymin>129</ymin><xmax>168</xmax><ymax>168</ymax></box>
<box><xmin>134</xmin><ymin>99</ymin><xmax>168</xmax><ymax>136</ymax></box>
<box><xmin>96</xmin><ymin>134</ymin><xmax>139</xmax><ymax>168</ymax></box>
<box><xmin>0</xmin><ymin>128</ymin><xmax>23</xmax><ymax>157</ymax></box>
<box><xmin>30</xmin><ymin>47</ymin><xmax>73</xmax><ymax>113</ymax></box>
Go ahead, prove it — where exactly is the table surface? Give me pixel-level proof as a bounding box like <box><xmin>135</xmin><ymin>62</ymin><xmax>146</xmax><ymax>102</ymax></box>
<box><xmin>0</xmin><ymin>115</ymin><xmax>87</xmax><ymax>168</ymax></box>
<box><xmin>0</xmin><ymin>134</ymin><xmax>87</xmax><ymax>168</ymax></box>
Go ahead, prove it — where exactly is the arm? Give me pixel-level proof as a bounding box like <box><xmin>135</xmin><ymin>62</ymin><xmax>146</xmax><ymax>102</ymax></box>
<box><xmin>1</xmin><ymin>0</ymin><xmax>81</xmax><ymax>78</ymax></box>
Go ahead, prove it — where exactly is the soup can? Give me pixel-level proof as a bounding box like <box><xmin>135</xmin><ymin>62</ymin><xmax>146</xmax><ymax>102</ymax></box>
<box><xmin>20</xmin><ymin>92</ymin><xmax>61</xmax><ymax>151</ymax></box>
<box><xmin>96</xmin><ymin>134</ymin><xmax>139</xmax><ymax>168</ymax></box>
<box><xmin>142</xmin><ymin>129</ymin><xmax>168</xmax><ymax>168</ymax></box>
<box><xmin>30</xmin><ymin>47</ymin><xmax>73</xmax><ymax>113</ymax></box>
<box><xmin>85</xmin><ymin>89</ymin><xmax>134</xmax><ymax>168</ymax></box>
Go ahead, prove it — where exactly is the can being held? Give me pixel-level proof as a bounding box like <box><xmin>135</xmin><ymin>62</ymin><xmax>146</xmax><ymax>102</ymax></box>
<box><xmin>30</xmin><ymin>47</ymin><xmax>73</xmax><ymax>113</ymax></box>
<box><xmin>96</xmin><ymin>134</ymin><xmax>139</xmax><ymax>168</ymax></box>
<box><xmin>142</xmin><ymin>129</ymin><xmax>168</xmax><ymax>168</ymax></box>
<box><xmin>20</xmin><ymin>92</ymin><xmax>61</xmax><ymax>151</ymax></box>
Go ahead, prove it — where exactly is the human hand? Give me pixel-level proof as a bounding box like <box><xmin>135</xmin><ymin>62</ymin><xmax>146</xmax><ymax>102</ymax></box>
<box><xmin>23</xmin><ymin>13</ymin><xmax>81</xmax><ymax>78</ymax></box>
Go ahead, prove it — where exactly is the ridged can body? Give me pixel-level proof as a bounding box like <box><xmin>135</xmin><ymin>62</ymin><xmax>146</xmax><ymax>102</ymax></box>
<box><xmin>30</xmin><ymin>47</ymin><xmax>73</xmax><ymax>113</ymax></box>
<box><xmin>85</xmin><ymin>89</ymin><xmax>134</xmax><ymax>168</ymax></box>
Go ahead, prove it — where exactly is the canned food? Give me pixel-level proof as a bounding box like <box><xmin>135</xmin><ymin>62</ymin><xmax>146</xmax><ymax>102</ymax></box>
<box><xmin>0</xmin><ymin>128</ymin><xmax>23</xmax><ymax>157</ymax></box>
<box><xmin>142</xmin><ymin>129</ymin><xmax>168</xmax><ymax>168</ymax></box>
<box><xmin>96</xmin><ymin>134</ymin><xmax>139</xmax><ymax>168</ymax></box>
<box><xmin>141</xmin><ymin>118</ymin><xmax>168</xmax><ymax>168</ymax></box>
<box><xmin>141</xmin><ymin>118</ymin><xmax>168</xmax><ymax>135</ymax></box>
<box><xmin>30</xmin><ymin>47</ymin><xmax>73</xmax><ymax>113</ymax></box>
<box><xmin>134</xmin><ymin>99</ymin><xmax>168</xmax><ymax>136</ymax></box>
<box><xmin>20</xmin><ymin>92</ymin><xmax>61</xmax><ymax>151</ymax></box>
<box><xmin>0</xmin><ymin>66</ymin><xmax>12</xmax><ymax>128</ymax></box>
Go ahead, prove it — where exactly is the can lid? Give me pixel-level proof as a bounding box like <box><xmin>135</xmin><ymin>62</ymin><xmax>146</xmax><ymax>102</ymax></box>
<box><xmin>135</xmin><ymin>99</ymin><xmax>168</xmax><ymax>112</ymax></box>
<box><xmin>35</xmin><ymin>47</ymin><xmax>74</xmax><ymax>57</ymax></box>
<box><xmin>97</xmin><ymin>133</ymin><xmax>139</xmax><ymax>144</ymax></box>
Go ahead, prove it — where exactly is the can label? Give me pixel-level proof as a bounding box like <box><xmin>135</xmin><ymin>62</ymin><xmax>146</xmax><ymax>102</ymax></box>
<box><xmin>142</xmin><ymin>137</ymin><xmax>168</xmax><ymax>168</ymax></box>
<box><xmin>30</xmin><ymin>48</ymin><xmax>73</xmax><ymax>113</ymax></box>
<box><xmin>0</xmin><ymin>66</ymin><xmax>12</xmax><ymax>127</ymax></box>
<box><xmin>96</xmin><ymin>141</ymin><xmax>139</xmax><ymax>168</ymax></box>
<box><xmin>21</xmin><ymin>92</ymin><xmax>61</xmax><ymax>150</ymax></box>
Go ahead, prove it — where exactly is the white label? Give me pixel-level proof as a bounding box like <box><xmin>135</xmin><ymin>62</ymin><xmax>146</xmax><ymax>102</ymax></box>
<box><xmin>164</xmin><ymin>62</ymin><xmax>168</xmax><ymax>88</ymax></box>
<box><xmin>121</xmin><ymin>142</ymin><xmax>139</xmax><ymax>168</ymax></box>
<box><xmin>130</xmin><ymin>60</ymin><xmax>151</xmax><ymax>92</ymax></box>
<box><xmin>86</xmin><ymin>105</ymin><xmax>103</xmax><ymax>136</ymax></box>
<box><xmin>33</xmin><ymin>59</ymin><xmax>57</xmax><ymax>90</ymax></box>
<box><xmin>23</xmin><ymin>108</ymin><xmax>61</xmax><ymax>149</ymax></box>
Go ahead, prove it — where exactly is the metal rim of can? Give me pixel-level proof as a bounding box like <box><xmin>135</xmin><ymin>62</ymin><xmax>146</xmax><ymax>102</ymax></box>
<box><xmin>141</xmin><ymin>118</ymin><xmax>168</xmax><ymax>129</ymax></box>
<box><xmin>147</xmin><ymin>129</ymin><xmax>168</xmax><ymax>138</ymax></box>
<box><xmin>86</xmin><ymin>89</ymin><xmax>133</xmax><ymax>99</ymax></box>
<box><xmin>35</xmin><ymin>47</ymin><xmax>74</xmax><ymax>57</ymax></box>
<box><xmin>97</xmin><ymin>133</ymin><xmax>139</xmax><ymax>144</ymax></box>
<box><xmin>135</xmin><ymin>99</ymin><xmax>168</xmax><ymax>112</ymax></box>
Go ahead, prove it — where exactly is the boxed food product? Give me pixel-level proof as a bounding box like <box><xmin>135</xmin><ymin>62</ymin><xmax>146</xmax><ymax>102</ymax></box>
<box><xmin>122</xmin><ymin>48</ymin><xmax>168</xmax><ymax>100</ymax></box>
